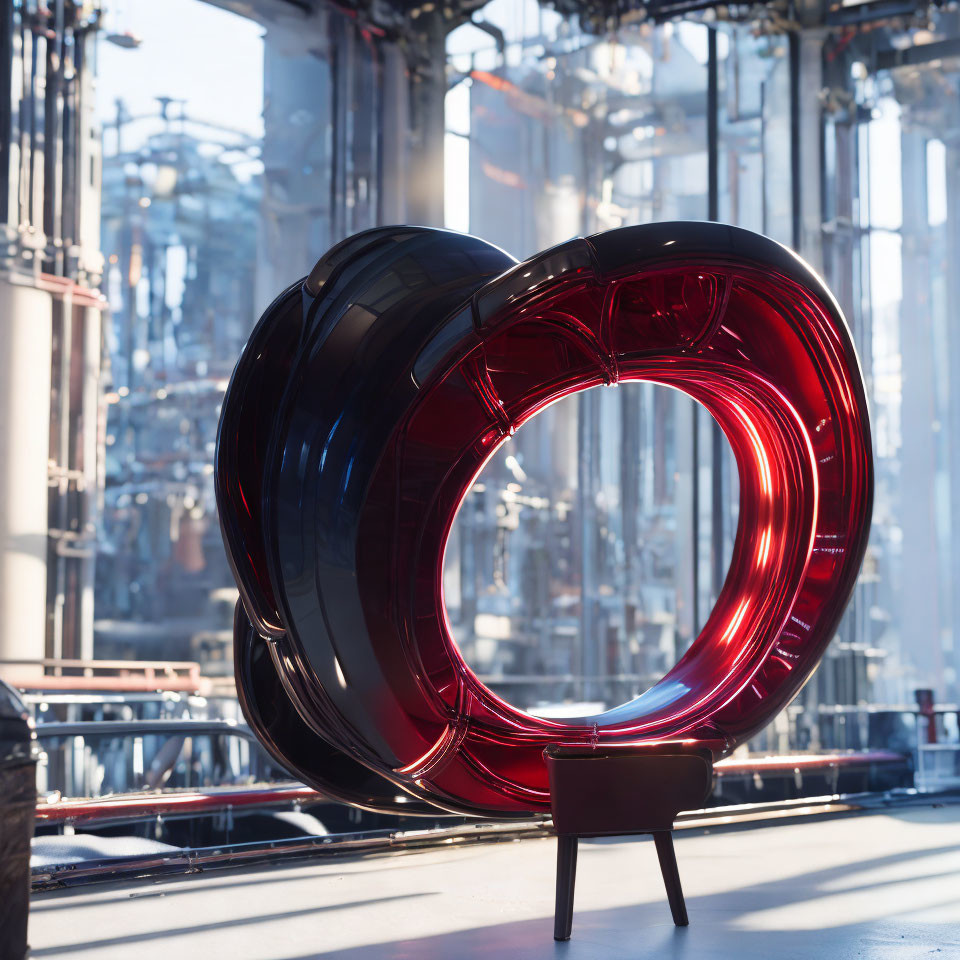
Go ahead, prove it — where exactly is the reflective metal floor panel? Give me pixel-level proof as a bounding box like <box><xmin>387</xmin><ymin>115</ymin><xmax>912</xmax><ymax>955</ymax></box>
<box><xmin>29</xmin><ymin>804</ymin><xmax>960</xmax><ymax>959</ymax></box>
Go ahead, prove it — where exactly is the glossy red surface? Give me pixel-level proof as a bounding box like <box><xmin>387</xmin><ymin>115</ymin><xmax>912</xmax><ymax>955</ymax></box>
<box><xmin>217</xmin><ymin>223</ymin><xmax>873</xmax><ymax>817</ymax></box>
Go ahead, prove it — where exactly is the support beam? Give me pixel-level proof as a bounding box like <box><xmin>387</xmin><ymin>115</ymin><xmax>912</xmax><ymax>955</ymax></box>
<box><xmin>706</xmin><ymin>27</ymin><xmax>724</xmax><ymax>605</ymax></box>
<box><xmin>405</xmin><ymin>12</ymin><xmax>446</xmax><ymax>228</ymax></box>
<box><xmin>793</xmin><ymin>30</ymin><xmax>826</xmax><ymax>270</ymax></box>
<box><xmin>380</xmin><ymin>43</ymin><xmax>411</xmax><ymax>224</ymax></box>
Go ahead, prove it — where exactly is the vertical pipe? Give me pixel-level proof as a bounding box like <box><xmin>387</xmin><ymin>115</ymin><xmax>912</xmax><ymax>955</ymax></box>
<box><xmin>710</xmin><ymin>426</ymin><xmax>724</xmax><ymax>601</ymax></box>
<box><xmin>691</xmin><ymin>405</ymin><xmax>699</xmax><ymax>634</ymax></box>
<box><xmin>43</xmin><ymin>0</ymin><xmax>65</xmax><ymax>273</ymax></box>
<box><xmin>53</xmin><ymin>292</ymin><xmax>72</xmax><ymax>661</ymax></box>
<box><xmin>900</xmin><ymin>128</ymin><xmax>942</xmax><ymax>691</ymax></box>
<box><xmin>80</xmin><ymin>299</ymin><xmax>101</xmax><ymax>660</ymax></box>
<box><xmin>692</xmin><ymin>26</ymin><xmax>722</xmax><ymax>634</ymax></box>
<box><xmin>578</xmin><ymin>389</ymin><xmax>601</xmax><ymax>702</ymax></box>
<box><xmin>379</xmin><ymin>43</ymin><xmax>409</xmax><ymax>224</ymax></box>
<box><xmin>29</xmin><ymin>21</ymin><xmax>44</xmax><ymax>241</ymax></box>
<box><xmin>945</xmin><ymin>145</ymin><xmax>960</xmax><ymax>705</ymax></box>
<box><xmin>329</xmin><ymin>13</ymin><xmax>353</xmax><ymax>243</ymax></box>
<box><xmin>707</xmin><ymin>28</ymin><xmax>725</xmax><ymax>603</ymax></box>
<box><xmin>0</xmin><ymin>0</ymin><xmax>12</xmax><ymax>227</ymax></box>
<box><xmin>19</xmin><ymin>16</ymin><xmax>31</xmax><ymax>232</ymax></box>
<box><xmin>620</xmin><ymin>388</ymin><xmax>639</xmax><ymax>701</ymax></box>
<box><xmin>405</xmin><ymin>12</ymin><xmax>446</xmax><ymax>227</ymax></box>
<box><xmin>707</xmin><ymin>28</ymin><xmax>719</xmax><ymax>222</ymax></box>
<box><xmin>372</xmin><ymin>36</ymin><xmax>384</xmax><ymax>227</ymax></box>
<box><xmin>789</xmin><ymin>31</ymin><xmax>802</xmax><ymax>251</ymax></box>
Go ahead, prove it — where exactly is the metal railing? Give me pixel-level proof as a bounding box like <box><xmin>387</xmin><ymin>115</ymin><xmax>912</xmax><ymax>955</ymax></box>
<box><xmin>0</xmin><ymin>658</ymin><xmax>211</xmax><ymax>693</ymax></box>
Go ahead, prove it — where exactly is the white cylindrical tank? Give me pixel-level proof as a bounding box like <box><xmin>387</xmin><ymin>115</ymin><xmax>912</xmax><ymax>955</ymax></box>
<box><xmin>0</xmin><ymin>275</ymin><xmax>52</xmax><ymax>666</ymax></box>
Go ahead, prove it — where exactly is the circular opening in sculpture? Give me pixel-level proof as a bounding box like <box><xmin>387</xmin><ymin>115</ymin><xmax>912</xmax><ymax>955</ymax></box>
<box><xmin>442</xmin><ymin>381</ymin><xmax>738</xmax><ymax>720</ymax></box>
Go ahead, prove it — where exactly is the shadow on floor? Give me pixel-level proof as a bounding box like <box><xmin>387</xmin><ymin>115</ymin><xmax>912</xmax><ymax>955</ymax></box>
<box><xmin>271</xmin><ymin>840</ymin><xmax>960</xmax><ymax>960</ymax></box>
<box><xmin>27</xmin><ymin>892</ymin><xmax>438</xmax><ymax>957</ymax></box>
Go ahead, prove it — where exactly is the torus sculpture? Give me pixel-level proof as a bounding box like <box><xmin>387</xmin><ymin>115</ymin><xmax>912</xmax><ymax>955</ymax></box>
<box><xmin>215</xmin><ymin>222</ymin><xmax>873</xmax><ymax>931</ymax></box>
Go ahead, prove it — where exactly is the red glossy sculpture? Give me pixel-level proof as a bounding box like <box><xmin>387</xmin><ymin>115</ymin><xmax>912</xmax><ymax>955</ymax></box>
<box><xmin>216</xmin><ymin>223</ymin><xmax>873</xmax><ymax>818</ymax></box>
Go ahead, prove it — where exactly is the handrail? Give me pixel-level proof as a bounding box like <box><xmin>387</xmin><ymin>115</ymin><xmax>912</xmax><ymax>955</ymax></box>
<box><xmin>714</xmin><ymin>750</ymin><xmax>906</xmax><ymax>776</ymax></box>
<box><xmin>0</xmin><ymin>658</ymin><xmax>201</xmax><ymax>670</ymax></box>
<box><xmin>0</xmin><ymin>658</ymin><xmax>210</xmax><ymax>693</ymax></box>
<box><xmin>36</xmin><ymin>783</ymin><xmax>320</xmax><ymax>824</ymax></box>
<box><xmin>37</xmin><ymin>791</ymin><xmax>959</xmax><ymax>892</ymax></box>
<box><xmin>33</xmin><ymin>750</ymin><xmax>910</xmax><ymax>825</ymax></box>
<box><xmin>33</xmin><ymin>719</ymin><xmax>255</xmax><ymax>740</ymax></box>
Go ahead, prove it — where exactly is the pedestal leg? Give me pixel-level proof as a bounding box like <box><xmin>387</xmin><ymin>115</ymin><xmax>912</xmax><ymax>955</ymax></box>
<box><xmin>653</xmin><ymin>830</ymin><xmax>688</xmax><ymax>926</ymax></box>
<box><xmin>554</xmin><ymin>834</ymin><xmax>579</xmax><ymax>940</ymax></box>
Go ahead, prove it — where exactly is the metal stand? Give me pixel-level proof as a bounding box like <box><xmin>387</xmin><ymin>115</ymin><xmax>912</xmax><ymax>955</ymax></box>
<box><xmin>554</xmin><ymin>833</ymin><xmax>579</xmax><ymax>940</ymax></box>
<box><xmin>544</xmin><ymin>743</ymin><xmax>714</xmax><ymax>941</ymax></box>
<box><xmin>653</xmin><ymin>830</ymin><xmax>688</xmax><ymax>926</ymax></box>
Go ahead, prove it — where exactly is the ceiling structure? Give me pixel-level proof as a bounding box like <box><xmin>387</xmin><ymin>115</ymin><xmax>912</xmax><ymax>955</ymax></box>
<box><xmin>207</xmin><ymin>0</ymin><xmax>945</xmax><ymax>31</ymax></box>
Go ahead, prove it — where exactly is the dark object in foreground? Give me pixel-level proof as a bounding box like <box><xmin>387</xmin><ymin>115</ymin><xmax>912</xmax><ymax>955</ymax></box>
<box><xmin>0</xmin><ymin>679</ymin><xmax>38</xmax><ymax>960</ymax></box>
<box><xmin>545</xmin><ymin>743</ymin><xmax>714</xmax><ymax>940</ymax></box>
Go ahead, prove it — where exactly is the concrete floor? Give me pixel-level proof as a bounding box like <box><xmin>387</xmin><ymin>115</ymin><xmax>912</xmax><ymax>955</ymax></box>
<box><xmin>28</xmin><ymin>804</ymin><xmax>960</xmax><ymax>959</ymax></box>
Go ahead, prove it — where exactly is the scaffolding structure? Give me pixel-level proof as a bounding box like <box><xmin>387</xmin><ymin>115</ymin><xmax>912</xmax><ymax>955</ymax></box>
<box><xmin>0</xmin><ymin>0</ymin><xmax>958</xmax><ymax>753</ymax></box>
<box><xmin>0</xmin><ymin>1</ymin><xmax>104</xmax><ymax>666</ymax></box>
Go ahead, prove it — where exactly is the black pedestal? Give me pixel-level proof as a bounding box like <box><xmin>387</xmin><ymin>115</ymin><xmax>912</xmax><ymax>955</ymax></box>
<box><xmin>544</xmin><ymin>743</ymin><xmax>714</xmax><ymax>941</ymax></box>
